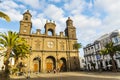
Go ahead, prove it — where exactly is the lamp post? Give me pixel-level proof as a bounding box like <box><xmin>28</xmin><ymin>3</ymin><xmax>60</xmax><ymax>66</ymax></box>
<box><xmin>27</xmin><ymin>46</ymin><xmax>32</xmax><ymax>79</ymax></box>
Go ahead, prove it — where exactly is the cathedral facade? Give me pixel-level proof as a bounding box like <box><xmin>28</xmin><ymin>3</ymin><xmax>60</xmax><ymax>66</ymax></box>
<box><xmin>19</xmin><ymin>10</ymin><xmax>80</xmax><ymax>73</ymax></box>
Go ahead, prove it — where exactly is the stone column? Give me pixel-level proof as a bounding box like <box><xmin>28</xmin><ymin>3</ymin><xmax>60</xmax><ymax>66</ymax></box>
<box><xmin>41</xmin><ymin>53</ymin><xmax>46</xmax><ymax>73</ymax></box>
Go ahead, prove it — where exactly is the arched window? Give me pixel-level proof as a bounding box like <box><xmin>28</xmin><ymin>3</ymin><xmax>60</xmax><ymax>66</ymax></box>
<box><xmin>48</xmin><ymin>31</ymin><xmax>52</xmax><ymax>36</ymax></box>
<box><xmin>48</xmin><ymin>29</ymin><xmax>54</xmax><ymax>36</ymax></box>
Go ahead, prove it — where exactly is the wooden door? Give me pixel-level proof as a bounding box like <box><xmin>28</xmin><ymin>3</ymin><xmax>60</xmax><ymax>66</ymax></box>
<box><xmin>46</xmin><ymin>63</ymin><xmax>52</xmax><ymax>71</ymax></box>
<box><xmin>59</xmin><ymin>60</ymin><xmax>63</xmax><ymax>69</ymax></box>
<box><xmin>34</xmin><ymin>63</ymin><xmax>38</xmax><ymax>72</ymax></box>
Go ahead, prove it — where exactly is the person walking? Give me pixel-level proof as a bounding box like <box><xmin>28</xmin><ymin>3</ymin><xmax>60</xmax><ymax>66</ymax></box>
<box><xmin>53</xmin><ymin>68</ymin><xmax>56</xmax><ymax>74</ymax></box>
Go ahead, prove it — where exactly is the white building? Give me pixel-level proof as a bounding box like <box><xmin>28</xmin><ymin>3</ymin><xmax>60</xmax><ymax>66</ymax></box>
<box><xmin>0</xmin><ymin>46</ymin><xmax>6</xmax><ymax>70</ymax></box>
<box><xmin>84</xmin><ymin>30</ymin><xmax>120</xmax><ymax>71</ymax></box>
<box><xmin>0</xmin><ymin>47</ymin><xmax>14</xmax><ymax>71</ymax></box>
<box><xmin>110</xmin><ymin>30</ymin><xmax>120</xmax><ymax>69</ymax></box>
<box><xmin>79</xmin><ymin>57</ymin><xmax>85</xmax><ymax>70</ymax></box>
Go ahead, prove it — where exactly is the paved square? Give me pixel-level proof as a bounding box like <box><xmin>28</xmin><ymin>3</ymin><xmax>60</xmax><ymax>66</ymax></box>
<box><xmin>10</xmin><ymin>72</ymin><xmax>120</xmax><ymax>80</ymax></box>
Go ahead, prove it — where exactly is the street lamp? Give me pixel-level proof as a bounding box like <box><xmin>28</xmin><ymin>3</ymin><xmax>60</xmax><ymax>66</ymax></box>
<box><xmin>26</xmin><ymin>46</ymin><xmax>32</xmax><ymax>79</ymax></box>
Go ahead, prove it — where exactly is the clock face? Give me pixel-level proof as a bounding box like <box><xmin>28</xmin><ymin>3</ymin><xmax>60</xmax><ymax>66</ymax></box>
<box><xmin>47</xmin><ymin>41</ymin><xmax>54</xmax><ymax>48</ymax></box>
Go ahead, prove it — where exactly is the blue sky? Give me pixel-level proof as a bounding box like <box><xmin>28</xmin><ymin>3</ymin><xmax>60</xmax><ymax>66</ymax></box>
<box><xmin>0</xmin><ymin>0</ymin><xmax>120</xmax><ymax>57</ymax></box>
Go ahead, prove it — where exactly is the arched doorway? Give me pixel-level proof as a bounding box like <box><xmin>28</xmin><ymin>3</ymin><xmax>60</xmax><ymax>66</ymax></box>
<box><xmin>46</xmin><ymin>56</ymin><xmax>56</xmax><ymax>72</ymax></box>
<box><xmin>33</xmin><ymin>57</ymin><xmax>41</xmax><ymax>72</ymax></box>
<box><xmin>59</xmin><ymin>58</ymin><xmax>67</xmax><ymax>72</ymax></box>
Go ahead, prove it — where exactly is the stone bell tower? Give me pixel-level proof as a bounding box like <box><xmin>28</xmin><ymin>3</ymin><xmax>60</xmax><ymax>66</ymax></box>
<box><xmin>44</xmin><ymin>20</ymin><xmax>56</xmax><ymax>36</ymax></box>
<box><xmin>65</xmin><ymin>17</ymin><xmax>76</xmax><ymax>39</ymax></box>
<box><xmin>19</xmin><ymin>10</ymin><xmax>32</xmax><ymax>35</ymax></box>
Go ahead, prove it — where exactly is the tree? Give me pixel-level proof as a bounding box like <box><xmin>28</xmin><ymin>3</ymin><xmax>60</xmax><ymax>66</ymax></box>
<box><xmin>12</xmin><ymin>38</ymin><xmax>29</xmax><ymax>67</ymax></box>
<box><xmin>73</xmin><ymin>43</ymin><xmax>82</xmax><ymax>70</ymax></box>
<box><xmin>0</xmin><ymin>31</ymin><xmax>19</xmax><ymax>76</ymax></box>
<box><xmin>0</xmin><ymin>31</ymin><xmax>29</xmax><ymax>78</ymax></box>
<box><xmin>73</xmin><ymin>43</ymin><xmax>82</xmax><ymax>50</ymax></box>
<box><xmin>100</xmin><ymin>42</ymin><xmax>120</xmax><ymax>72</ymax></box>
<box><xmin>0</xmin><ymin>11</ymin><xmax>10</xmax><ymax>22</ymax></box>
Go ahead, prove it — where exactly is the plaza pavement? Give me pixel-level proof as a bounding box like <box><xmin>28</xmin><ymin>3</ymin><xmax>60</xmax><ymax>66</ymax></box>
<box><xmin>10</xmin><ymin>72</ymin><xmax>120</xmax><ymax>80</ymax></box>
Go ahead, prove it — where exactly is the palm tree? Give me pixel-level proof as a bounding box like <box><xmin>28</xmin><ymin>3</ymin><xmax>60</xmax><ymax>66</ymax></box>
<box><xmin>73</xmin><ymin>43</ymin><xmax>82</xmax><ymax>70</ymax></box>
<box><xmin>100</xmin><ymin>42</ymin><xmax>120</xmax><ymax>72</ymax></box>
<box><xmin>0</xmin><ymin>31</ymin><xmax>19</xmax><ymax>76</ymax></box>
<box><xmin>73</xmin><ymin>43</ymin><xmax>82</xmax><ymax>50</ymax></box>
<box><xmin>13</xmin><ymin>38</ymin><xmax>29</xmax><ymax>66</ymax></box>
<box><xmin>11</xmin><ymin>38</ymin><xmax>30</xmax><ymax>73</ymax></box>
<box><xmin>0</xmin><ymin>11</ymin><xmax>10</xmax><ymax>22</ymax></box>
<box><xmin>0</xmin><ymin>31</ymin><xmax>29</xmax><ymax>78</ymax></box>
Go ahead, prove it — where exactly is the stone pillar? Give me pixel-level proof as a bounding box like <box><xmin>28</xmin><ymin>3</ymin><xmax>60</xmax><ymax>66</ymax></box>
<box><xmin>56</xmin><ymin>53</ymin><xmax>59</xmax><ymax>70</ymax></box>
<box><xmin>42</xmin><ymin>53</ymin><xmax>46</xmax><ymax>73</ymax></box>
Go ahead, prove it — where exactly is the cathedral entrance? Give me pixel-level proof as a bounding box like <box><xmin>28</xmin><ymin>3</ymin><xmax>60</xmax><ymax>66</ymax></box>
<box><xmin>59</xmin><ymin>58</ymin><xmax>67</xmax><ymax>72</ymax></box>
<box><xmin>33</xmin><ymin>57</ymin><xmax>41</xmax><ymax>72</ymax></box>
<box><xmin>46</xmin><ymin>56</ymin><xmax>56</xmax><ymax>72</ymax></box>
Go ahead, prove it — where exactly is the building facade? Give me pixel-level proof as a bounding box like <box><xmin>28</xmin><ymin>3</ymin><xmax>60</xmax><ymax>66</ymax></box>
<box><xmin>18</xmin><ymin>10</ymin><xmax>80</xmax><ymax>73</ymax></box>
<box><xmin>84</xmin><ymin>30</ymin><xmax>120</xmax><ymax>71</ymax></box>
<box><xmin>79</xmin><ymin>57</ymin><xmax>85</xmax><ymax>70</ymax></box>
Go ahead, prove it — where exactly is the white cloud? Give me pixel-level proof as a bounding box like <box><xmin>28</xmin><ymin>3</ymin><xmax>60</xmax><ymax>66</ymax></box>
<box><xmin>0</xmin><ymin>0</ymin><xmax>26</xmax><ymax>10</ymax></box>
<box><xmin>42</xmin><ymin>4</ymin><xmax>66</xmax><ymax>34</ymax></box>
<box><xmin>0</xmin><ymin>0</ymin><xmax>19</xmax><ymax>9</ymax></box>
<box><xmin>6</xmin><ymin>10</ymin><xmax>22</xmax><ymax>21</ymax></box>
<box><xmin>0</xmin><ymin>28</ymin><xmax>8</xmax><ymax>33</ymax></box>
<box><xmin>17</xmin><ymin>0</ymin><xmax>40</xmax><ymax>9</ymax></box>
<box><xmin>72</xmin><ymin>15</ymin><xmax>102</xmax><ymax>46</ymax></box>
<box><xmin>93</xmin><ymin>0</ymin><xmax>120</xmax><ymax>35</ymax></box>
<box><xmin>48</xmin><ymin>0</ymin><xmax>61</xmax><ymax>3</ymax></box>
<box><xmin>73</xmin><ymin>15</ymin><xmax>101</xmax><ymax>28</ymax></box>
<box><xmin>94</xmin><ymin>0</ymin><xmax>120</xmax><ymax>14</ymax></box>
<box><xmin>32</xmin><ymin>17</ymin><xmax>46</xmax><ymax>30</ymax></box>
<box><xmin>43</xmin><ymin>4</ymin><xmax>64</xmax><ymax>20</ymax></box>
<box><xmin>30</xmin><ymin>5</ymin><xmax>65</xmax><ymax>33</ymax></box>
<box><xmin>74</xmin><ymin>0</ymin><xmax>120</xmax><ymax>48</ymax></box>
<box><xmin>0</xmin><ymin>0</ymin><xmax>25</xmax><ymax>21</ymax></box>
<box><xmin>63</xmin><ymin>0</ymin><xmax>86</xmax><ymax>15</ymax></box>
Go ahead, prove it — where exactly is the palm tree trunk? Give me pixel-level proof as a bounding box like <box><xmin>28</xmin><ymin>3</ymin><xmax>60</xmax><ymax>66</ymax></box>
<box><xmin>4</xmin><ymin>60</ymin><xmax>9</xmax><ymax>77</ymax></box>
<box><xmin>14</xmin><ymin>57</ymin><xmax>19</xmax><ymax>67</ymax></box>
<box><xmin>4</xmin><ymin>48</ymin><xmax>11</xmax><ymax>79</ymax></box>
<box><xmin>111</xmin><ymin>56</ymin><xmax>117</xmax><ymax>72</ymax></box>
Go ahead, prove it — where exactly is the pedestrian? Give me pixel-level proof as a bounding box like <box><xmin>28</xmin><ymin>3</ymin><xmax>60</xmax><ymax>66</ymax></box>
<box><xmin>57</xmin><ymin>68</ymin><xmax>59</xmax><ymax>73</ymax></box>
<box><xmin>53</xmin><ymin>69</ymin><xmax>56</xmax><ymax>73</ymax></box>
<box><xmin>2</xmin><ymin>65</ymin><xmax>4</xmax><ymax>71</ymax></box>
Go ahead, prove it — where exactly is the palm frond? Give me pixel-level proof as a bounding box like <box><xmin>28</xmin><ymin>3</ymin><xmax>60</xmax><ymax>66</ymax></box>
<box><xmin>0</xmin><ymin>11</ymin><xmax>11</xmax><ymax>22</ymax></box>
